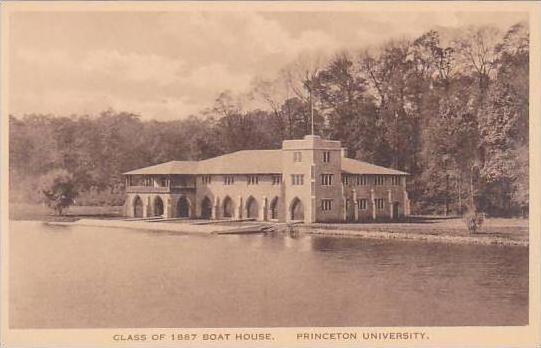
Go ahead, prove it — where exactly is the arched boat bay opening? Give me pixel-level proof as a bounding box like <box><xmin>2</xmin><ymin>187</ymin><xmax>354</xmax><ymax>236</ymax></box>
<box><xmin>133</xmin><ymin>196</ymin><xmax>143</xmax><ymax>218</ymax></box>
<box><xmin>246</xmin><ymin>196</ymin><xmax>258</xmax><ymax>219</ymax></box>
<box><xmin>177</xmin><ymin>196</ymin><xmax>190</xmax><ymax>218</ymax></box>
<box><xmin>153</xmin><ymin>196</ymin><xmax>164</xmax><ymax>217</ymax></box>
<box><xmin>201</xmin><ymin>196</ymin><xmax>212</xmax><ymax>219</ymax></box>
<box><xmin>290</xmin><ymin>197</ymin><xmax>304</xmax><ymax>221</ymax></box>
<box><xmin>223</xmin><ymin>196</ymin><xmax>233</xmax><ymax>218</ymax></box>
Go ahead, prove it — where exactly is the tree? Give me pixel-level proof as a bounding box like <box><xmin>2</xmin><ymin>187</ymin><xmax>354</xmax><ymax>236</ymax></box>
<box><xmin>38</xmin><ymin>169</ymin><xmax>78</xmax><ymax>215</ymax></box>
<box><xmin>312</xmin><ymin>53</ymin><xmax>381</xmax><ymax>160</ymax></box>
<box><xmin>453</xmin><ymin>26</ymin><xmax>501</xmax><ymax>91</ymax></box>
<box><xmin>8</xmin><ymin>22</ymin><xmax>529</xmax><ymax>217</ymax></box>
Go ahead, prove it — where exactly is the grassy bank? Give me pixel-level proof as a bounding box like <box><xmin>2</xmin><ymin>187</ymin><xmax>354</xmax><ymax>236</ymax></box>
<box><xmin>9</xmin><ymin>203</ymin><xmax>123</xmax><ymax>222</ymax></box>
<box><xmin>303</xmin><ymin>216</ymin><xmax>528</xmax><ymax>246</ymax></box>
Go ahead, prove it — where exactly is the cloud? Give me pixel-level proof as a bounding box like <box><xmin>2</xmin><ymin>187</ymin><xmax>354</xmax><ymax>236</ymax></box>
<box><xmin>185</xmin><ymin>63</ymin><xmax>253</xmax><ymax>94</ymax></box>
<box><xmin>81</xmin><ymin>50</ymin><xmax>185</xmax><ymax>85</ymax></box>
<box><xmin>8</xmin><ymin>10</ymin><xmax>528</xmax><ymax>121</ymax></box>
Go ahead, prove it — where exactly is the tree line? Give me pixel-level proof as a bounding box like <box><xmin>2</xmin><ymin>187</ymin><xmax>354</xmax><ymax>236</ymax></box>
<box><xmin>9</xmin><ymin>22</ymin><xmax>529</xmax><ymax>216</ymax></box>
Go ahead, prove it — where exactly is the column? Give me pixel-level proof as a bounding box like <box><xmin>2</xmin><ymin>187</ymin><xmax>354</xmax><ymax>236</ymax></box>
<box><xmin>388</xmin><ymin>189</ymin><xmax>394</xmax><ymax>219</ymax></box>
<box><xmin>353</xmin><ymin>189</ymin><xmax>359</xmax><ymax>221</ymax></box>
<box><xmin>212</xmin><ymin>196</ymin><xmax>219</xmax><ymax>219</ymax></box>
<box><xmin>404</xmin><ymin>190</ymin><xmax>410</xmax><ymax>216</ymax></box>
<box><xmin>144</xmin><ymin>196</ymin><xmax>151</xmax><ymax>218</ymax></box>
<box><xmin>370</xmin><ymin>189</ymin><xmax>376</xmax><ymax>220</ymax></box>
<box><xmin>342</xmin><ymin>196</ymin><xmax>347</xmax><ymax>221</ymax></box>
<box><xmin>165</xmin><ymin>196</ymin><xmax>173</xmax><ymax>218</ymax></box>
<box><xmin>237</xmin><ymin>196</ymin><xmax>243</xmax><ymax>220</ymax></box>
<box><xmin>261</xmin><ymin>196</ymin><xmax>268</xmax><ymax>221</ymax></box>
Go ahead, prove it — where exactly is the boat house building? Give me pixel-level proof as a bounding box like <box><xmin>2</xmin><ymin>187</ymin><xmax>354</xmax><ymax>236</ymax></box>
<box><xmin>123</xmin><ymin>135</ymin><xmax>410</xmax><ymax>223</ymax></box>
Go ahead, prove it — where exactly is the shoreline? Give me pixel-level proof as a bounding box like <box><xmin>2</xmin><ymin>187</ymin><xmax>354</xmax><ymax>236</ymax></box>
<box><xmin>9</xmin><ymin>204</ymin><xmax>528</xmax><ymax>248</ymax></box>
<box><xmin>17</xmin><ymin>218</ymin><xmax>528</xmax><ymax>247</ymax></box>
<box><xmin>301</xmin><ymin>227</ymin><xmax>528</xmax><ymax>247</ymax></box>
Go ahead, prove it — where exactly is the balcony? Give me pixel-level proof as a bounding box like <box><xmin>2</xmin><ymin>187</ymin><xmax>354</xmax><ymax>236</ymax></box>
<box><xmin>126</xmin><ymin>185</ymin><xmax>195</xmax><ymax>193</ymax></box>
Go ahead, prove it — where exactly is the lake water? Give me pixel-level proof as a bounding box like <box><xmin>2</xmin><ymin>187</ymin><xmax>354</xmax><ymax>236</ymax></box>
<box><xmin>9</xmin><ymin>221</ymin><xmax>528</xmax><ymax>328</ymax></box>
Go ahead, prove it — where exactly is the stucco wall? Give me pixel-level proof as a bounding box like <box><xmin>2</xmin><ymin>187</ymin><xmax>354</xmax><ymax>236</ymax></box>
<box><xmin>124</xmin><ymin>137</ymin><xmax>410</xmax><ymax>222</ymax></box>
<box><xmin>195</xmin><ymin>174</ymin><xmax>284</xmax><ymax>220</ymax></box>
<box><xmin>342</xmin><ymin>177</ymin><xmax>408</xmax><ymax>220</ymax></box>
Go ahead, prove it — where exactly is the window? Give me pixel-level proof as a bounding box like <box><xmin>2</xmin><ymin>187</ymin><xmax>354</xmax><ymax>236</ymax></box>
<box><xmin>357</xmin><ymin>175</ymin><xmax>368</xmax><ymax>185</ymax></box>
<box><xmin>247</xmin><ymin>175</ymin><xmax>259</xmax><ymax>185</ymax></box>
<box><xmin>202</xmin><ymin>175</ymin><xmax>211</xmax><ymax>184</ymax></box>
<box><xmin>293</xmin><ymin>151</ymin><xmax>302</xmax><ymax>162</ymax></box>
<box><xmin>358</xmin><ymin>199</ymin><xmax>368</xmax><ymax>210</ymax></box>
<box><xmin>391</xmin><ymin>176</ymin><xmax>401</xmax><ymax>185</ymax></box>
<box><xmin>321</xmin><ymin>199</ymin><xmax>333</xmax><ymax>211</ymax></box>
<box><xmin>375</xmin><ymin>198</ymin><xmax>385</xmax><ymax>210</ymax></box>
<box><xmin>375</xmin><ymin>175</ymin><xmax>385</xmax><ymax>185</ymax></box>
<box><xmin>224</xmin><ymin>176</ymin><xmax>235</xmax><ymax>185</ymax></box>
<box><xmin>321</xmin><ymin>174</ymin><xmax>333</xmax><ymax>186</ymax></box>
<box><xmin>342</xmin><ymin>175</ymin><xmax>349</xmax><ymax>185</ymax></box>
<box><xmin>323</xmin><ymin>151</ymin><xmax>331</xmax><ymax>163</ymax></box>
<box><xmin>291</xmin><ymin>174</ymin><xmax>304</xmax><ymax>185</ymax></box>
<box><xmin>144</xmin><ymin>177</ymin><xmax>152</xmax><ymax>186</ymax></box>
<box><xmin>272</xmin><ymin>175</ymin><xmax>282</xmax><ymax>185</ymax></box>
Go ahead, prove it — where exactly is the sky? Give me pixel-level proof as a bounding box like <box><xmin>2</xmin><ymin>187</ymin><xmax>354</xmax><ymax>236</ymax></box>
<box><xmin>8</xmin><ymin>9</ymin><xmax>528</xmax><ymax>121</ymax></box>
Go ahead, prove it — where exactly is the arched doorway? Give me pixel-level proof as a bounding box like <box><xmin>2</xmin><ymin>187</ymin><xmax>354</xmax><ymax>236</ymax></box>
<box><xmin>290</xmin><ymin>197</ymin><xmax>304</xmax><ymax>221</ymax></box>
<box><xmin>133</xmin><ymin>196</ymin><xmax>143</xmax><ymax>218</ymax></box>
<box><xmin>153</xmin><ymin>196</ymin><xmax>164</xmax><ymax>217</ymax></box>
<box><xmin>201</xmin><ymin>196</ymin><xmax>212</xmax><ymax>219</ymax></box>
<box><xmin>246</xmin><ymin>196</ymin><xmax>258</xmax><ymax>219</ymax></box>
<box><xmin>177</xmin><ymin>196</ymin><xmax>190</xmax><ymax>218</ymax></box>
<box><xmin>269</xmin><ymin>197</ymin><xmax>279</xmax><ymax>220</ymax></box>
<box><xmin>223</xmin><ymin>196</ymin><xmax>233</xmax><ymax>218</ymax></box>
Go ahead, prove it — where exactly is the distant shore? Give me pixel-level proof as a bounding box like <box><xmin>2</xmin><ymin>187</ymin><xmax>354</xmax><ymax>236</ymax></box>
<box><xmin>8</xmin><ymin>203</ymin><xmax>124</xmax><ymax>222</ymax></box>
<box><xmin>9</xmin><ymin>203</ymin><xmax>528</xmax><ymax>247</ymax></box>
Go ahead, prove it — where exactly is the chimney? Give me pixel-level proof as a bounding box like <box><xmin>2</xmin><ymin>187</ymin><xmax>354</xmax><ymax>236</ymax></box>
<box><xmin>341</xmin><ymin>147</ymin><xmax>347</xmax><ymax>158</ymax></box>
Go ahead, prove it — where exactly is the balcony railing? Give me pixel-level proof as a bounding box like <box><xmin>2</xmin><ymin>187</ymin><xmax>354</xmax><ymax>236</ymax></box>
<box><xmin>125</xmin><ymin>185</ymin><xmax>195</xmax><ymax>193</ymax></box>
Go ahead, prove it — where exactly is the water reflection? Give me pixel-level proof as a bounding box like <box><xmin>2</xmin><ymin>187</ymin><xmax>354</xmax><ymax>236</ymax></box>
<box><xmin>9</xmin><ymin>221</ymin><xmax>528</xmax><ymax>328</ymax></box>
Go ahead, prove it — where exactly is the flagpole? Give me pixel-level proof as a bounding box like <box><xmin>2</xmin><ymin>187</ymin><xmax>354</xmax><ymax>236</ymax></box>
<box><xmin>310</xmin><ymin>84</ymin><xmax>314</xmax><ymax>136</ymax></box>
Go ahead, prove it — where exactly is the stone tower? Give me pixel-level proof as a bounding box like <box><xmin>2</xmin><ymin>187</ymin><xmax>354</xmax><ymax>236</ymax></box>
<box><xmin>282</xmin><ymin>135</ymin><xmax>343</xmax><ymax>223</ymax></box>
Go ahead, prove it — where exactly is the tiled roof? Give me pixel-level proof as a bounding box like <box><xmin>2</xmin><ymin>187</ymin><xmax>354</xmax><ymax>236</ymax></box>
<box><xmin>123</xmin><ymin>150</ymin><xmax>282</xmax><ymax>175</ymax></box>
<box><xmin>123</xmin><ymin>161</ymin><xmax>198</xmax><ymax>175</ymax></box>
<box><xmin>197</xmin><ymin>150</ymin><xmax>282</xmax><ymax>174</ymax></box>
<box><xmin>124</xmin><ymin>150</ymin><xmax>409</xmax><ymax>176</ymax></box>
<box><xmin>341</xmin><ymin>158</ymin><xmax>409</xmax><ymax>175</ymax></box>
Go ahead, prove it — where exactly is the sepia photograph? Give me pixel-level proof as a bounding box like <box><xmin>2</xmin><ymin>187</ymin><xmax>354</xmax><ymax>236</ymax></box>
<box><xmin>1</xmin><ymin>1</ymin><xmax>540</xmax><ymax>347</ymax></box>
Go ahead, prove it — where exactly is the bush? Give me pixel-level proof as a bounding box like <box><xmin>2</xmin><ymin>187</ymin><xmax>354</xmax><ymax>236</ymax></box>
<box><xmin>38</xmin><ymin>169</ymin><xmax>78</xmax><ymax>215</ymax></box>
<box><xmin>463</xmin><ymin>211</ymin><xmax>484</xmax><ymax>233</ymax></box>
